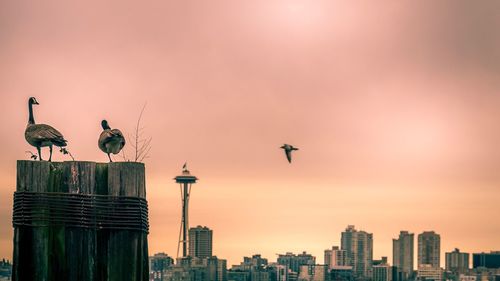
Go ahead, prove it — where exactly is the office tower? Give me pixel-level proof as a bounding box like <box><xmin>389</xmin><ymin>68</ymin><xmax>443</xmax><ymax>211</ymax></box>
<box><xmin>341</xmin><ymin>226</ymin><xmax>358</xmax><ymax>268</ymax></box>
<box><xmin>472</xmin><ymin>251</ymin><xmax>500</xmax><ymax>269</ymax></box>
<box><xmin>228</xmin><ymin>271</ymin><xmax>250</xmax><ymax>281</ymax></box>
<box><xmin>418</xmin><ymin>231</ymin><xmax>440</xmax><ymax>268</ymax></box>
<box><xmin>275</xmin><ymin>264</ymin><xmax>289</xmax><ymax>281</ymax></box>
<box><xmin>252</xmin><ymin>271</ymin><xmax>271</xmax><ymax>281</ymax></box>
<box><xmin>445</xmin><ymin>249</ymin><xmax>469</xmax><ymax>273</ymax></box>
<box><xmin>0</xmin><ymin>259</ymin><xmax>12</xmax><ymax>280</ymax></box>
<box><xmin>232</xmin><ymin>255</ymin><xmax>267</xmax><ymax>272</ymax></box>
<box><xmin>217</xmin><ymin>259</ymin><xmax>228</xmax><ymax>281</ymax></box>
<box><xmin>393</xmin><ymin>231</ymin><xmax>414</xmax><ymax>280</ymax></box>
<box><xmin>205</xmin><ymin>256</ymin><xmax>227</xmax><ymax>281</ymax></box>
<box><xmin>189</xmin><ymin>226</ymin><xmax>213</xmax><ymax>259</ymax></box>
<box><xmin>244</xmin><ymin>254</ymin><xmax>268</xmax><ymax>269</ymax></box>
<box><xmin>150</xmin><ymin>252</ymin><xmax>175</xmax><ymax>272</ymax></box>
<box><xmin>299</xmin><ymin>265</ymin><xmax>314</xmax><ymax>281</ymax></box>
<box><xmin>341</xmin><ymin>225</ymin><xmax>373</xmax><ymax>279</ymax></box>
<box><xmin>325</xmin><ymin>247</ymin><xmax>348</xmax><ymax>269</ymax></box>
<box><xmin>277</xmin><ymin>252</ymin><xmax>316</xmax><ymax>274</ymax></box>
<box><xmin>325</xmin><ymin>249</ymin><xmax>333</xmax><ymax>269</ymax></box>
<box><xmin>416</xmin><ymin>264</ymin><xmax>442</xmax><ymax>281</ymax></box>
<box><xmin>163</xmin><ymin>266</ymin><xmax>192</xmax><ymax>281</ymax></box>
<box><xmin>329</xmin><ymin>266</ymin><xmax>354</xmax><ymax>281</ymax></box>
<box><xmin>391</xmin><ymin>266</ymin><xmax>401</xmax><ymax>281</ymax></box>
<box><xmin>373</xmin><ymin>264</ymin><xmax>392</xmax><ymax>281</ymax></box>
<box><xmin>298</xmin><ymin>265</ymin><xmax>329</xmax><ymax>281</ymax></box>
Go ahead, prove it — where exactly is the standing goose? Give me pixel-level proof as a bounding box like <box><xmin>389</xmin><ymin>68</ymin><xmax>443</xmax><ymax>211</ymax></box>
<box><xmin>98</xmin><ymin>120</ymin><xmax>126</xmax><ymax>162</ymax></box>
<box><xmin>25</xmin><ymin>97</ymin><xmax>68</xmax><ymax>161</ymax></box>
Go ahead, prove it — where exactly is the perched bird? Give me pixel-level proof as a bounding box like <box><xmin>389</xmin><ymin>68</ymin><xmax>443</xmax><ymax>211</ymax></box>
<box><xmin>98</xmin><ymin>120</ymin><xmax>126</xmax><ymax>162</ymax></box>
<box><xmin>280</xmin><ymin>144</ymin><xmax>299</xmax><ymax>163</ymax></box>
<box><xmin>25</xmin><ymin>97</ymin><xmax>68</xmax><ymax>162</ymax></box>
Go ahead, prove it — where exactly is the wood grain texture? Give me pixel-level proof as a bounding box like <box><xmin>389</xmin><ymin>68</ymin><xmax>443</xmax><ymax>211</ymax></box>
<box><xmin>13</xmin><ymin>160</ymin><xmax>149</xmax><ymax>281</ymax></box>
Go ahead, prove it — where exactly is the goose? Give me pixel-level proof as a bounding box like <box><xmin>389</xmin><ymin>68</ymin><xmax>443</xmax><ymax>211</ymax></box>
<box><xmin>98</xmin><ymin>120</ymin><xmax>126</xmax><ymax>162</ymax></box>
<box><xmin>280</xmin><ymin>144</ymin><xmax>299</xmax><ymax>163</ymax></box>
<box><xmin>25</xmin><ymin>97</ymin><xmax>68</xmax><ymax>162</ymax></box>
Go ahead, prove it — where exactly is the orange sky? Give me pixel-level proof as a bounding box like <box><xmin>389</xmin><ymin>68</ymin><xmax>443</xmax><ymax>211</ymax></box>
<box><xmin>1</xmin><ymin>0</ymin><xmax>500</xmax><ymax>266</ymax></box>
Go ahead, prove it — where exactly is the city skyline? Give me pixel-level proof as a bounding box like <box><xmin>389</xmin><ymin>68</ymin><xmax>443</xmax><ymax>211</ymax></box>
<box><xmin>150</xmin><ymin>224</ymin><xmax>495</xmax><ymax>269</ymax></box>
<box><xmin>1</xmin><ymin>0</ymin><xmax>500</xmax><ymax>269</ymax></box>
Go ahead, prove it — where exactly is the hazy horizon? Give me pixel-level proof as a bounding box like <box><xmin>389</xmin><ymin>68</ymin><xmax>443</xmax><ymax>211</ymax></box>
<box><xmin>1</xmin><ymin>0</ymin><xmax>500</xmax><ymax>267</ymax></box>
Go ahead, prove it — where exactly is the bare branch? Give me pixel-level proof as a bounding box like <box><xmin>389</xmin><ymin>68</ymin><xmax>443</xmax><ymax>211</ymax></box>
<box><xmin>127</xmin><ymin>102</ymin><xmax>152</xmax><ymax>163</ymax></box>
<box><xmin>25</xmin><ymin>151</ymin><xmax>38</xmax><ymax>160</ymax></box>
<box><xmin>59</xmin><ymin>148</ymin><xmax>75</xmax><ymax>161</ymax></box>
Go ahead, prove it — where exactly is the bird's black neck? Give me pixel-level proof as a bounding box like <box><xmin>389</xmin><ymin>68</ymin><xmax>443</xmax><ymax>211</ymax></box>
<box><xmin>28</xmin><ymin>101</ymin><xmax>35</xmax><ymax>124</ymax></box>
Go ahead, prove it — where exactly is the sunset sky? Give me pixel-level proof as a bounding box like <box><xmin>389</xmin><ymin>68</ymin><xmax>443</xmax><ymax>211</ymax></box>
<box><xmin>1</xmin><ymin>0</ymin><xmax>500</xmax><ymax>266</ymax></box>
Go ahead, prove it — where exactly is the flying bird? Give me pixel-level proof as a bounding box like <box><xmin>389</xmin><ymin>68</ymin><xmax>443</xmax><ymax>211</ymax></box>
<box><xmin>98</xmin><ymin>120</ymin><xmax>126</xmax><ymax>162</ymax></box>
<box><xmin>25</xmin><ymin>97</ymin><xmax>68</xmax><ymax>162</ymax></box>
<box><xmin>280</xmin><ymin>144</ymin><xmax>299</xmax><ymax>163</ymax></box>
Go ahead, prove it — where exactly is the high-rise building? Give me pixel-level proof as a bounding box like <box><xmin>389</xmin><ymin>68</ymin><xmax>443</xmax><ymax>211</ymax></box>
<box><xmin>416</xmin><ymin>264</ymin><xmax>442</xmax><ymax>281</ymax></box>
<box><xmin>231</xmin><ymin>254</ymin><xmax>268</xmax><ymax>272</ymax></box>
<box><xmin>341</xmin><ymin>226</ymin><xmax>358</xmax><ymax>268</ymax></box>
<box><xmin>418</xmin><ymin>231</ymin><xmax>440</xmax><ymax>268</ymax></box>
<box><xmin>299</xmin><ymin>265</ymin><xmax>314</xmax><ymax>281</ymax></box>
<box><xmin>312</xmin><ymin>265</ymin><xmax>329</xmax><ymax>281</ymax></box>
<box><xmin>162</xmin><ymin>265</ymin><xmax>193</xmax><ymax>281</ymax></box>
<box><xmin>0</xmin><ymin>259</ymin><xmax>12</xmax><ymax>280</ymax></box>
<box><xmin>277</xmin><ymin>252</ymin><xmax>316</xmax><ymax>274</ymax></box>
<box><xmin>329</xmin><ymin>266</ymin><xmax>354</xmax><ymax>281</ymax></box>
<box><xmin>275</xmin><ymin>264</ymin><xmax>289</xmax><ymax>281</ymax></box>
<box><xmin>204</xmin><ymin>256</ymin><xmax>227</xmax><ymax>281</ymax></box>
<box><xmin>227</xmin><ymin>270</ymin><xmax>250</xmax><ymax>281</ymax></box>
<box><xmin>162</xmin><ymin>256</ymin><xmax>226</xmax><ymax>281</ymax></box>
<box><xmin>217</xmin><ymin>259</ymin><xmax>228</xmax><ymax>281</ymax></box>
<box><xmin>252</xmin><ymin>270</ymin><xmax>271</xmax><ymax>281</ymax></box>
<box><xmin>150</xmin><ymin>252</ymin><xmax>175</xmax><ymax>273</ymax></box>
<box><xmin>341</xmin><ymin>225</ymin><xmax>373</xmax><ymax>279</ymax></box>
<box><xmin>445</xmin><ymin>249</ymin><xmax>469</xmax><ymax>273</ymax></box>
<box><xmin>244</xmin><ymin>254</ymin><xmax>268</xmax><ymax>269</ymax></box>
<box><xmin>373</xmin><ymin>264</ymin><xmax>392</xmax><ymax>281</ymax></box>
<box><xmin>298</xmin><ymin>265</ymin><xmax>329</xmax><ymax>281</ymax></box>
<box><xmin>189</xmin><ymin>226</ymin><xmax>213</xmax><ymax>259</ymax></box>
<box><xmin>472</xmin><ymin>251</ymin><xmax>500</xmax><ymax>269</ymax></box>
<box><xmin>325</xmin><ymin>247</ymin><xmax>348</xmax><ymax>269</ymax></box>
<box><xmin>393</xmin><ymin>231</ymin><xmax>414</xmax><ymax>280</ymax></box>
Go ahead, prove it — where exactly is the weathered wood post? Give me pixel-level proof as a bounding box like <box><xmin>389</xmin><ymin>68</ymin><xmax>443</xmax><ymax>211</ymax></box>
<box><xmin>12</xmin><ymin>160</ymin><xmax>149</xmax><ymax>281</ymax></box>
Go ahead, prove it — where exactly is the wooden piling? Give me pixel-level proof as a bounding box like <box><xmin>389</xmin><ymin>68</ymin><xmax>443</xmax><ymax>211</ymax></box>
<box><xmin>12</xmin><ymin>160</ymin><xmax>149</xmax><ymax>281</ymax></box>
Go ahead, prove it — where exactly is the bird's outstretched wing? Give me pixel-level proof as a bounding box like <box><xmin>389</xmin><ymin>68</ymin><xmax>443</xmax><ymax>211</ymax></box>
<box><xmin>285</xmin><ymin>149</ymin><xmax>292</xmax><ymax>163</ymax></box>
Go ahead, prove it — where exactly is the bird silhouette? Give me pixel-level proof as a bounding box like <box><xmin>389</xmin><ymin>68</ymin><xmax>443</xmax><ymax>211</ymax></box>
<box><xmin>98</xmin><ymin>120</ymin><xmax>126</xmax><ymax>162</ymax></box>
<box><xmin>280</xmin><ymin>144</ymin><xmax>299</xmax><ymax>163</ymax></box>
<box><xmin>25</xmin><ymin>97</ymin><xmax>68</xmax><ymax>161</ymax></box>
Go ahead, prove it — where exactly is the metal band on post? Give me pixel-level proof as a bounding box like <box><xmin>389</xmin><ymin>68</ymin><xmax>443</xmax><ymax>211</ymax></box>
<box><xmin>13</xmin><ymin>191</ymin><xmax>149</xmax><ymax>233</ymax></box>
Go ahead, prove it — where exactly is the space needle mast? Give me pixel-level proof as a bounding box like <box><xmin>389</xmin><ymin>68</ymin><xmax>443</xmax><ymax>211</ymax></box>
<box><xmin>174</xmin><ymin>163</ymin><xmax>198</xmax><ymax>258</ymax></box>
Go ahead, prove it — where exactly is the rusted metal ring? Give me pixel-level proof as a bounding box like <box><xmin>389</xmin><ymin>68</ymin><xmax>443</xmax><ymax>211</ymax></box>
<box><xmin>12</xmin><ymin>191</ymin><xmax>149</xmax><ymax>233</ymax></box>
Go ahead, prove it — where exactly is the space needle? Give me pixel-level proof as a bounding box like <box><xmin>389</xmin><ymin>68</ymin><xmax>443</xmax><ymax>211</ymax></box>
<box><xmin>174</xmin><ymin>163</ymin><xmax>198</xmax><ymax>259</ymax></box>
